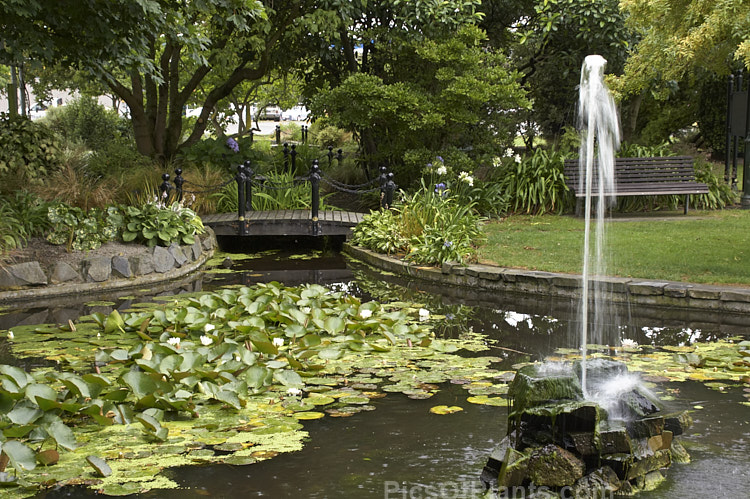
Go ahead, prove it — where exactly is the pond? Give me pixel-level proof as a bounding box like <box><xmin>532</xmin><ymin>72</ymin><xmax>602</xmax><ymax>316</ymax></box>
<box><xmin>3</xmin><ymin>243</ymin><xmax>749</xmax><ymax>498</ymax></box>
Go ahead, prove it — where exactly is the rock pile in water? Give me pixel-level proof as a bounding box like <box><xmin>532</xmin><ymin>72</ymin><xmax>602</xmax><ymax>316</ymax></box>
<box><xmin>480</xmin><ymin>360</ymin><xmax>691</xmax><ymax>497</ymax></box>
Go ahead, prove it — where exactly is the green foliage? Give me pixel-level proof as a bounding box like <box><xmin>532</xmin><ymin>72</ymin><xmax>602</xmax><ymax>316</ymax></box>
<box><xmin>0</xmin><ymin>203</ymin><xmax>26</xmax><ymax>254</ymax></box>
<box><xmin>492</xmin><ymin>148</ymin><xmax>572</xmax><ymax>215</ymax></box>
<box><xmin>120</xmin><ymin>201</ymin><xmax>204</xmax><ymax>247</ymax></box>
<box><xmin>215</xmin><ymin>171</ymin><xmax>333</xmax><ymax>213</ymax></box>
<box><xmin>618</xmin><ymin>142</ymin><xmax>675</xmax><ymax>158</ymax></box>
<box><xmin>46</xmin><ymin>204</ymin><xmax>122</xmax><ymax>252</ymax></box>
<box><xmin>352</xmin><ymin>180</ymin><xmax>486</xmax><ymax>265</ymax></box>
<box><xmin>0</xmin><ymin>113</ymin><xmax>61</xmax><ymax>193</ymax></box>
<box><xmin>350</xmin><ymin>209</ymin><xmax>407</xmax><ymax>254</ymax></box>
<box><xmin>178</xmin><ymin>135</ymin><xmax>259</xmax><ymax>174</ymax></box>
<box><xmin>0</xmin><ymin>191</ymin><xmax>52</xmax><ymax>239</ymax></box>
<box><xmin>691</xmin><ymin>159</ymin><xmax>738</xmax><ymax>210</ymax></box>
<box><xmin>43</xmin><ymin>97</ymin><xmax>130</xmax><ymax>152</ymax></box>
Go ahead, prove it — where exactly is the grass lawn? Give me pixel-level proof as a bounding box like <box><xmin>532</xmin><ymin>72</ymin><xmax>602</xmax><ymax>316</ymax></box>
<box><xmin>479</xmin><ymin>209</ymin><xmax>750</xmax><ymax>286</ymax></box>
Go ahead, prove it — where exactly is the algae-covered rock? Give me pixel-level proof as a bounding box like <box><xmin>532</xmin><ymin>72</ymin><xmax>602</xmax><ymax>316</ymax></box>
<box><xmin>626</xmin><ymin>449</ymin><xmax>671</xmax><ymax>480</ymax></box>
<box><xmin>598</xmin><ymin>420</ymin><xmax>633</xmax><ymax>454</ymax></box>
<box><xmin>510</xmin><ymin>364</ymin><xmax>583</xmax><ymax>412</ymax></box>
<box><xmin>527</xmin><ymin>444</ymin><xmax>585</xmax><ymax>487</ymax></box>
<box><xmin>669</xmin><ymin>439</ymin><xmax>691</xmax><ymax>464</ymax></box>
<box><xmin>572</xmin><ymin>466</ymin><xmax>621</xmax><ymax>498</ymax></box>
<box><xmin>498</xmin><ymin>448</ymin><xmax>529</xmax><ymax>488</ymax></box>
<box><xmin>663</xmin><ymin>410</ymin><xmax>693</xmax><ymax>436</ymax></box>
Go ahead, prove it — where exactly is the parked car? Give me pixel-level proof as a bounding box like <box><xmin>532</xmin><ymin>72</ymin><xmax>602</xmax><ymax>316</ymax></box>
<box><xmin>281</xmin><ymin>106</ymin><xmax>310</xmax><ymax>121</ymax></box>
<box><xmin>259</xmin><ymin>105</ymin><xmax>282</xmax><ymax>121</ymax></box>
<box><xmin>29</xmin><ymin>103</ymin><xmax>48</xmax><ymax>120</ymax></box>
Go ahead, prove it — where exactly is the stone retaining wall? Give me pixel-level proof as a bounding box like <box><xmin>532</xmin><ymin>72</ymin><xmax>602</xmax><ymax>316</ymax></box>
<box><xmin>343</xmin><ymin>244</ymin><xmax>750</xmax><ymax>316</ymax></box>
<box><xmin>0</xmin><ymin>228</ymin><xmax>217</xmax><ymax>303</ymax></box>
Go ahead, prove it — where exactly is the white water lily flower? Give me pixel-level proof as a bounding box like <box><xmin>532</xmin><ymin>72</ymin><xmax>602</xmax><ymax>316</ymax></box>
<box><xmin>418</xmin><ymin>308</ymin><xmax>430</xmax><ymax>320</ymax></box>
<box><xmin>620</xmin><ymin>338</ymin><xmax>638</xmax><ymax>348</ymax></box>
<box><xmin>7</xmin><ymin>330</ymin><xmax>13</xmax><ymax>339</ymax></box>
<box><xmin>204</xmin><ymin>323</ymin><xmax>216</xmax><ymax>333</ymax></box>
<box><xmin>167</xmin><ymin>337</ymin><xmax>181</xmax><ymax>347</ymax></box>
<box><xmin>200</xmin><ymin>335</ymin><xmax>214</xmax><ymax>346</ymax></box>
<box><xmin>300</xmin><ymin>307</ymin><xmax>312</xmax><ymax>314</ymax></box>
<box><xmin>272</xmin><ymin>337</ymin><xmax>284</xmax><ymax>347</ymax></box>
<box><xmin>286</xmin><ymin>387</ymin><xmax>302</xmax><ymax>397</ymax></box>
<box><xmin>359</xmin><ymin>309</ymin><xmax>373</xmax><ymax>319</ymax></box>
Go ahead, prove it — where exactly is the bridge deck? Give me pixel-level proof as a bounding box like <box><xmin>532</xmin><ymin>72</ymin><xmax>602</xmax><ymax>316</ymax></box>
<box><xmin>202</xmin><ymin>210</ymin><xmax>366</xmax><ymax>237</ymax></box>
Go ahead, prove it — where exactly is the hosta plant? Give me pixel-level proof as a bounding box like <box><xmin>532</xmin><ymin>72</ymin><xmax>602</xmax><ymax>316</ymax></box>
<box><xmin>121</xmin><ymin>200</ymin><xmax>204</xmax><ymax>247</ymax></box>
<box><xmin>46</xmin><ymin>204</ymin><xmax>123</xmax><ymax>252</ymax></box>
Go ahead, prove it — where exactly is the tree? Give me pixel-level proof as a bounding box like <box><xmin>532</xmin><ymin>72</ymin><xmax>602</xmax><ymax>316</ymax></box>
<box><xmin>479</xmin><ymin>0</ymin><xmax>633</xmax><ymax>146</ymax></box>
<box><xmin>617</xmin><ymin>0</ymin><xmax>750</xmax><ymax>97</ymax></box>
<box><xmin>0</xmin><ymin>0</ymin><xmax>308</xmax><ymax>163</ymax></box>
<box><xmin>286</xmin><ymin>1</ymin><xmax>527</xmax><ymax>181</ymax></box>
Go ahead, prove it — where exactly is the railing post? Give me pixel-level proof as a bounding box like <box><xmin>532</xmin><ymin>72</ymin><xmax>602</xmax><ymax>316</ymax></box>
<box><xmin>236</xmin><ymin>164</ymin><xmax>247</xmax><ymax>236</ymax></box>
<box><xmin>336</xmin><ymin>148</ymin><xmax>343</xmax><ymax>165</ymax></box>
<box><xmin>243</xmin><ymin>160</ymin><xmax>253</xmax><ymax>212</ymax></box>
<box><xmin>384</xmin><ymin>172</ymin><xmax>396</xmax><ymax>210</ymax></box>
<box><xmin>291</xmin><ymin>144</ymin><xmax>297</xmax><ymax>173</ymax></box>
<box><xmin>743</xmin><ymin>71</ymin><xmax>750</xmax><ymax>208</ymax></box>
<box><xmin>301</xmin><ymin>125</ymin><xmax>307</xmax><ymax>143</ymax></box>
<box><xmin>275</xmin><ymin>125</ymin><xmax>281</xmax><ymax>145</ymax></box>
<box><xmin>159</xmin><ymin>173</ymin><xmax>172</xmax><ymax>203</ymax></box>
<box><xmin>173</xmin><ymin>168</ymin><xmax>184</xmax><ymax>203</ymax></box>
<box><xmin>327</xmin><ymin>145</ymin><xmax>334</xmax><ymax>168</ymax></box>
<box><xmin>249</xmin><ymin>129</ymin><xmax>254</xmax><ymax>144</ymax></box>
<box><xmin>726</xmin><ymin>74</ymin><xmax>734</xmax><ymax>184</ymax></box>
<box><xmin>310</xmin><ymin>159</ymin><xmax>321</xmax><ymax>222</ymax></box>
<box><xmin>283</xmin><ymin>142</ymin><xmax>290</xmax><ymax>172</ymax></box>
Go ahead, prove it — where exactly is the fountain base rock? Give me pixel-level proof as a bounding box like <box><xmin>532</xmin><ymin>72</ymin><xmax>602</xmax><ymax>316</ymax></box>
<box><xmin>481</xmin><ymin>361</ymin><xmax>691</xmax><ymax>497</ymax></box>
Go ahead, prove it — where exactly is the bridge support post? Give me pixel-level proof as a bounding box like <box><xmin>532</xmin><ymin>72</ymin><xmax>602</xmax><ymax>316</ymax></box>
<box><xmin>236</xmin><ymin>164</ymin><xmax>247</xmax><ymax>236</ymax></box>
<box><xmin>159</xmin><ymin>173</ymin><xmax>172</xmax><ymax>202</ymax></box>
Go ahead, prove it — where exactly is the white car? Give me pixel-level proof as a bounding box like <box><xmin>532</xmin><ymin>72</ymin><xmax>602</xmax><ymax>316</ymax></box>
<box><xmin>281</xmin><ymin>106</ymin><xmax>309</xmax><ymax>121</ymax></box>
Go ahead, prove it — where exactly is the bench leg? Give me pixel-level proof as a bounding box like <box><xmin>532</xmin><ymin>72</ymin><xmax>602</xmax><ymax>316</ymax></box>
<box><xmin>684</xmin><ymin>194</ymin><xmax>689</xmax><ymax>215</ymax></box>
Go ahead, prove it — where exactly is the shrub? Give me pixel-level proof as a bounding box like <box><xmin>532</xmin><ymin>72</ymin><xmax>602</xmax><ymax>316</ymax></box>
<box><xmin>492</xmin><ymin>148</ymin><xmax>572</xmax><ymax>215</ymax></box>
<box><xmin>43</xmin><ymin>97</ymin><xmax>130</xmax><ymax>152</ymax></box>
<box><xmin>46</xmin><ymin>204</ymin><xmax>123</xmax><ymax>252</ymax></box>
<box><xmin>0</xmin><ymin>113</ymin><xmax>61</xmax><ymax>194</ymax></box>
<box><xmin>121</xmin><ymin>201</ymin><xmax>204</xmax><ymax>247</ymax></box>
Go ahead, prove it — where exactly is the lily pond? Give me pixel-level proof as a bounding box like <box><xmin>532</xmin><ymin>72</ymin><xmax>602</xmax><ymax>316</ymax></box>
<box><xmin>1</xmin><ymin>243</ymin><xmax>749</xmax><ymax>498</ymax></box>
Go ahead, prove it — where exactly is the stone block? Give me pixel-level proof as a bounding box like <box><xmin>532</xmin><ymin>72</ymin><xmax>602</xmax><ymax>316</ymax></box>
<box><xmin>627</xmin><ymin>415</ymin><xmax>664</xmax><ymax>439</ymax></box>
<box><xmin>629</xmin><ymin>282</ymin><xmax>667</xmax><ymax>296</ymax></box>
<box><xmin>687</xmin><ymin>287</ymin><xmax>721</xmax><ymax>300</ymax></box>
<box><xmin>626</xmin><ymin>449</ymin><xmax>670</xmax><ymax>480</ymax></box>
<box><xmin>721</xmin><ymin>289</ymin><xmax>750</xmax><ymax>303</ymax></box>
<box><xmin>84</xmin><ymin>256</ymin><xmax>112</xmax><ymax>282</ymax></box>
<box><xmin>50</xmin><ymin>262</ymin><xmax>81</xmax><ymax>284</ymax></box>
<box><xmin>191</xmin><ymin>240</ymin><xmax>202</xmax><ymax>261</ymax></box>
<box><xmin>527</xmin><ymin>444</ymin><xmax>585</xmax><ymax>487</ymax></box>
<box><xmin>130</xmin><ymin>254</ymin><xmax>155</xmax><ymax>276</ymax></box>
<box><xmin>571</xmin><ymin>466</ymin><xmax>621</xmax><ymax>499</ymax></box>
<box><xmin>598</xmin><ymin>421</ymin><xmax>632</xmax><ymax>454</ymax></box>
<box><xmin>111</xmin><ymin>255</ymin><xmax>132</xmax><ymax>278</ymax></box>
<box><xmin>664</xmin><ymin>284</ymin><xmax>691</xmax><ymax>298</ymax></box>
<box><xmin>168</xmin><ymin>243</ymin><xmax>188</xmax><ymax>267</ymax></box>
<box><xmin>7</xmin><ymin>261</ymin><xmax>48</xmax><ymax>286</ymax></box>
<box><xmin>663</xmin><ymin>411</ymin><xmax>692</xmax><ymax>436</ymax></box>
<box><xmin>152</xmin><ymin>246</ymin><xmax>176</xmax><ymax>273</ymax></box>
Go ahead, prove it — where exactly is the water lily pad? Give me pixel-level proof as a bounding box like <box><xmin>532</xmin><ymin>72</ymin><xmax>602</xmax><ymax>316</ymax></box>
<box><xmin>86</xmin><ymin>455</ymin><xmax>112</xmax><ymax>477</ymax></box>
<box><xmin>292</xmin><ymin>411</ymin><xmax>325</xmax><ymax>420</ymax></box>
<box><xmin>466</xmin><ymin>395</ymin><xmax>506</xmax><ymax>406</ymax></box>
<box><xmin>429</xmin><ymin>405</ymin><xmax>463</xmax><ymax>415</ymax></box>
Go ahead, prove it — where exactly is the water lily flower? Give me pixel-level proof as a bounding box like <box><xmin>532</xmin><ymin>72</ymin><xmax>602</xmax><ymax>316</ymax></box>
<box><xmin>419</xmin><ymin>308</ymin><xmax>430</xmax><ymax>320</ymax></box>
<box><xmin>272</xmin><ymin>337</ymin><xmax>284</xmax><ymax>347</ymax></box>
<box><xmin>620</xmin><ymin>338</ymin><xmax>638</xmax><ymax>348</ymax></box>
<box><xmin>300</xmin><ymin>307</ymin><xmax>311</xmax><ymax>314</ymax></box>
<box><xmin>204</xmin><ymin>323</ymin><xmax>216</xmax><ymax>333</ymax></box>
<box><xmin>286</xmin><ymin>387</ymin><xmax>302</xmax><ymax>397</ymax></box>
<box><xmin>7</xmin><ymin>330</ymin><xmax>13</xmax><ymax>339</ymax></box>
<box><xmin>200</xmin><ymin>335</ymin><xmax>214</xmax><ymax>346</ymax></box>
<box><xmin>359</xmin><ymin>309</ymin><xmax>373</xmax><ymax>319</ymax></box>
<box><xmin>167</xmin><ymin>337</ymin><xmax>181</xmax><ymax>347</ymax></box>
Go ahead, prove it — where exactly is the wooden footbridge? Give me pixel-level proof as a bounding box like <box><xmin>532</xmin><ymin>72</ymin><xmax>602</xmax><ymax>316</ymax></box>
<box><xmin>162</xmin><ymin>159</ymin><xmax>396</xmax><ymax>238</ymax></box>
<box><xmin>202</xmin><ymin>209</ymin><xmax>366</xmax><ymax>237</ymax></box>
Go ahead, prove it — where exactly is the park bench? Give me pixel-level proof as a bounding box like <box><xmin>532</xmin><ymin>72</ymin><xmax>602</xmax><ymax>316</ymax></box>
<box><xmin>563</xmin><ymin>156</ymin><xmax>709</xmax><ymax>215</ymax></box>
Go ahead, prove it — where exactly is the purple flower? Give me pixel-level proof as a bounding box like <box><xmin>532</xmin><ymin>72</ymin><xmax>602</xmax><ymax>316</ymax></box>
<box><xmin>434</xmin><ymin>182</ymin><xmax>446</xmax><ymax>193</ymax></box>
<box><xmin>443</xmin><ymin>240</ymin><xmax>453</xmax><ymax>248</ymax></box>
<box><xmin>436</xmin><ymin>156</ymin><xmax>444</xmax><ymax>163</ymax></box>
<box><xmin>226</xmin><ymin>137</ymin><xmax>239</xmax><ymax>153</ymax></box>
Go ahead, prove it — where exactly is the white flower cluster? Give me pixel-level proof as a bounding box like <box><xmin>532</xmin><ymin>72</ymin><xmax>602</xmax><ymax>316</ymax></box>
<box><xmin>458</xmin><ymin>171</ymin><xmax>474</xmax><ymax>187</ymax></box>
<box><xmin>436</xmin><ymin>165</ymin><xmax>447</xmax><ymax>175</ymax></box>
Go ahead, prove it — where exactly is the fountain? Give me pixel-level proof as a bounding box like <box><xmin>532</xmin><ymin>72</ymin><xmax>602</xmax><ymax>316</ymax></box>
<box><xmin>480</xmin><ymin>56</ymin><xmax>692</xmax><ymax>497</ymax></box>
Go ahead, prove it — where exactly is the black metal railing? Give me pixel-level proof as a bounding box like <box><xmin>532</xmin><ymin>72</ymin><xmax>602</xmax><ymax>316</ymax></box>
<box><xmin>159</xmin><ymin>157</ymin><xmax>396</xmax><ymax>236</ymax></box>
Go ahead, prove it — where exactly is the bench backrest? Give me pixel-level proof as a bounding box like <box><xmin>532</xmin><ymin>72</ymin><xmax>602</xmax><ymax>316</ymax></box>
<box><xmin>563</xmin><ymin>156</ymin><xmax>696</xmax><ymax>188</ymax></box>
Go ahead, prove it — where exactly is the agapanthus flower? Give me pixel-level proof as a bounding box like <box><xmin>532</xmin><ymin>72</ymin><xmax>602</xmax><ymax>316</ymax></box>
<box><xmin>458</xmin><ymin>171</ymin><xmax>474</xmax><ymax>187</ymax></box>
<box><xmin>436</xmin><ymin>165</ymin><xmax>447</xmax><ymax>175</ymax></box>
<box><xmin>226</xmin><ymin>137</ymin><xmax>239</xmax><ymax>153</ymax></box>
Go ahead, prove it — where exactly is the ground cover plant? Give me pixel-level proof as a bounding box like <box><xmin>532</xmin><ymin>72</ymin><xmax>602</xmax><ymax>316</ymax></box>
<box><xmin>479</xmin><ymin>211</ymin><xmax>750</xmax><ymax>286</ymax></box>
<box><xmin>0</xmin><ymin>281</ymin><xmax>506</xmax><ymax>496</ymax></box>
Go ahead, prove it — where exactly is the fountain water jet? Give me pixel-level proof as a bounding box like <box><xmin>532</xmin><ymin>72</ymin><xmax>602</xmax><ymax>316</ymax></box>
<box><xmin>480</xmin><ymin>56</ymin><xmax>692</xmax><ymax>497</ymax></box>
